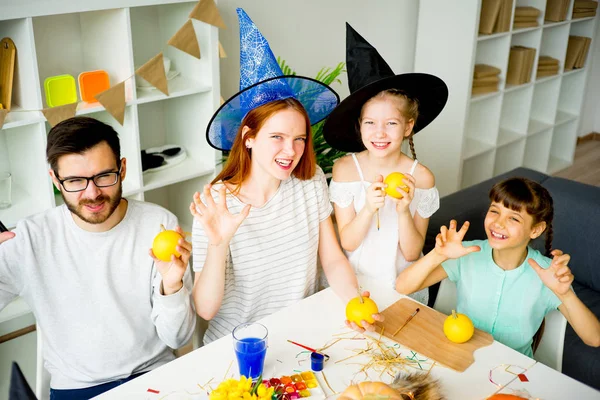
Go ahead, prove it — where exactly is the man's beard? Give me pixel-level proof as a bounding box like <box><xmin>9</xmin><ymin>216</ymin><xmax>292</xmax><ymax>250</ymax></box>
<box><xmin>62</xmin><ymin>183</ymin><xmax>123</xmax><ymax>225</ymax></box>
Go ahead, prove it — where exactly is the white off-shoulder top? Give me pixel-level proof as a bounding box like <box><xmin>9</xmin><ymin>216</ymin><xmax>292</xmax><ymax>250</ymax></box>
<box><xmin>329</xmin><ymin>154</ymin><xmax>440</xmax><ymax>305</ymax></box>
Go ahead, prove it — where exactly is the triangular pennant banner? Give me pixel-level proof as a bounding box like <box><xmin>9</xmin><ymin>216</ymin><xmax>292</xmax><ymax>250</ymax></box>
<box><xmin>41</xmin><ymin>102</ymin><xmax>78</xmax><ymax>127</ymax></box>
<box><xmin>136</xmin><ymin>53</ymin><xmax>169</xmax><ymax>96</ymax></box>
<box><xmin>0</xmin><ymin>109</ymin><xmax>7</xmax><ymax>129</ymax></box>
<box><xmin>96</xmin><ymin>82</ymin><xmax>126</xmax><ymax>125</ymax></box>
<box><xmin>219</xmin><ymin>41</ymin><xmax>227</xmax><ymax>58</ymax></box>
<box><xmin>220</xmin><ymin>96</ymin><xmax>225</xmax><ymax>105</ymax></box>
<box><xmin>168</xmin><ymin>20</ymin><xmax>201</xmax><ymax>59</ymax></box>
<box><xmin>189</xmin><ymin>0</ymin><xmax>227</xmax><ymax>29</ymax></box>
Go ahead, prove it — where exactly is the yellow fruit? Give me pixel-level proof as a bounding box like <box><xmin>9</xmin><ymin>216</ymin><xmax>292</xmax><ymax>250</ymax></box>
<box><xmin>152</xmin><ymin>230</ymin><xmax>182</xmax><ymax>262</ymax></box>
<box><xmin>384</xmin><ymin>172</ymin><xmax>409</xmax><ymax>199</ymax></box>
<box><xmin>346</xmin><ymin>296</ymin><xmax>379</xmax><ymax>328</ymax></box>
<box><xmin>443</xmin><ymin>310</ymin><xmax>475</xmax><ymax>343</ymax></box>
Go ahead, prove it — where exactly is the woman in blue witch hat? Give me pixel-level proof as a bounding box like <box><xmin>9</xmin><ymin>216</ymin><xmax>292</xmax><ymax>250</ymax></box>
<box><xmin>189</xmin><ymin>9</ymin><xmax>381</xmax><ymax>344</ymax></box>
<box><xmin>324</xmin><ymin>24</ymin><xmax>448</xmax><ymax>305</ymax></box>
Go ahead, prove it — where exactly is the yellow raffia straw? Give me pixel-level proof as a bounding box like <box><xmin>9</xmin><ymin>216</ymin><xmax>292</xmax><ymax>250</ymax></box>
<box><xmin>321</xmin><ymin>371</ymin><xmax>337</xmax><ymax>395</ymax></box>
<box><xmin>223</xmin><ymin>360</ymin><xmax>233</xmax><ymax>380</ymax></box>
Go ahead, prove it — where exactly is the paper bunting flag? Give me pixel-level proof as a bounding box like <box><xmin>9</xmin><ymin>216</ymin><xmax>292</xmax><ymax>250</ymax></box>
<box><xmin>168</xmin><ymin>20</ymin><xmax>201</xmax><ymax>59</ymax></box>
<box><xmin>96</xmin><ymin>82</ymin><xmax>126</xmax><ymax>125</ymax></box>
<box><xmin>0</xmin><ymin>109</ymin><xmax>7</xmax><ymax>129</ymax></box>
<box><xmin>189</xmin><ymin>0</ymin><xmax>227</xmax><ymax>29</ymax></box>
<box><xmin>220</xmin><ymin>96</ymin><xmax>225</xmax><ymax>105</ymax></box>
<box><xmin>219</xmin><ymin>41</ymin><xmax>227</xmax><ymax>58</ymax></box>
<box><xmin>136</xmin><ymin>53</ymin><xmax>169</xmax><ymax>96</ymax></box>
<box><xmin>42</xmin><ymin>102</ymin><xmax>78</xmax><ymax>127</ymax></box>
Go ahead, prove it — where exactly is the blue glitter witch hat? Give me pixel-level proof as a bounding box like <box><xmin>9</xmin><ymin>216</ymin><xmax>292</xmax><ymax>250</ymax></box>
<box><xmin>206</xmin><ymin>8</ymin><xmax>340</xmax><ymax>151</ymax></box>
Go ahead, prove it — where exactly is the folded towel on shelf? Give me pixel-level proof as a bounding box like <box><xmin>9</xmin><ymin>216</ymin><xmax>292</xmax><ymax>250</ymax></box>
<box><xmin>572</xmin><ymin>10</ymin><xmax>597</xmax><ymax>17</ymax></box>
<box><xmin>474</xmin><ymin>64</ymin><xmax>501</xmax><ymax>78</ymax></box>
<box><xmin>514</xmin><ymin>15</ymin><xmax>539</xmax><ymax>22</ymax></box>
<box><xmin>538</xmin><ymin>56</ymin><xmax>560</xmax><ymax>66</ymax></box>
<box><xmin>537</xmin><ymin>69</ymin><xmax>559</xmax><ymax>78</ymax></box>
<box><xmin>514</xmin><ymin>6</ymin><xmax>541</xmax><ymax>17</ymax></box>
<box><xmin>513</xmin><ymin>20</ymin><xmax>539</xmax><ymax>28</ymax></box>
<box><xmin>473</xmin><ymin>75</ymin><xmax>501</xmax><ymax>87</ymax></box>
<box><xmin>574</xmin><ymin>0</ymin><xmax>598</xmax><ymax>9</ymax></box>
<box><xmin>471</xmin><ymin>85</ymin><xmax>498</xmax><ymax>96</ymax></box>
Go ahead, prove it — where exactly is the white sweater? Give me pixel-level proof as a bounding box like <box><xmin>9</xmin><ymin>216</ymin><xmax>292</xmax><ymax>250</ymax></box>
<box><xmin>0</xmin><ymin>200</ymin><xmax>196</xmax><ymax>389</ymax></box>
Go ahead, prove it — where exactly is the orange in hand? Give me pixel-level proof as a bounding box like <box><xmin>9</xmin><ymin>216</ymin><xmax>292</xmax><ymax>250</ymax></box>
<box><xmin>384</xmin><ymin>172</ymin><xmax>409</xmax><ymax>199</ymax></box>
<box><xmin>346</xmin><ymin>296</ymin><xmax>379</xmax><ymax>328</ymax></box>
<box><xmin>152</xmin><ymin>229</ymin><xmax>183</xmax><ymax>262</ymax></box>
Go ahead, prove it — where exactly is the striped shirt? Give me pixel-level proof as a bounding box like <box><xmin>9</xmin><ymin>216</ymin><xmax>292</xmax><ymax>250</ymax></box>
<box><xmin>192</xmin><ymin>167</ymin><xmax>332</xmax><ymax>343</ymax></box>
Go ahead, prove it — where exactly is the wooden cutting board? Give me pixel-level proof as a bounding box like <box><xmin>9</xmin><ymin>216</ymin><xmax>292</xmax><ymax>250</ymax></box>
<box><xmin>0</xmin><ymin>37</ymin><xmax>16</xmax><ymax>111</ymax></box>
<box><xmin>376</xmin><ymin>298</ymin><xmax>493</xmax><ymax>372</ymax></box>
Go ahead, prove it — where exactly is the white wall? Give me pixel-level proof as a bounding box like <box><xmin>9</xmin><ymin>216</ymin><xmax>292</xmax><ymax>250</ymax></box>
<box><xmin>216</xmin><ymin>0</ymin><xmax>418</xmax><ymax>101</ymax></box>
<box><xmin>579</xmin><ymin>15</ymin><xmax>600</xmax><ymax>136</ymax></box>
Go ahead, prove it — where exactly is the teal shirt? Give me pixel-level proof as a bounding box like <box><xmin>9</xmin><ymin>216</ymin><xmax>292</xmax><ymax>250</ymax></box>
<box><xmin>442</xmin><ymin>240</ymin><xmax>562</xmax><ymax>357</ymax></box>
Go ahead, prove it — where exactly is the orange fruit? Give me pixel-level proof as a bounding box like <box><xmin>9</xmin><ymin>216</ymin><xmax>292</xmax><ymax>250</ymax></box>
<box><xmin>443</xmin><ymin>310</ymin><xmax>475</xmax><ymax>343</ymax></box>
<box><xmin>346</xmin><ymin>296</ymin><xmax>379</xmax><ymax>328</ymax></box>
<box><xmin>152</xmin><ymin>230</ymin><xmax>182</xmax><ymax>262</ymax></box>
<box><xmin>384</xmin><ymin>172</ymin><xmax>409</xmax><ymax>199</ymax></box>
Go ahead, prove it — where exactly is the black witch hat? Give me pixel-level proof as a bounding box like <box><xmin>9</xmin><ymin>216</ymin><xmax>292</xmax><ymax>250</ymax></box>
<box><xmin>323</xmin><ymin>23</ymin><xmax>448</xmax><ymax>153</ymax></box>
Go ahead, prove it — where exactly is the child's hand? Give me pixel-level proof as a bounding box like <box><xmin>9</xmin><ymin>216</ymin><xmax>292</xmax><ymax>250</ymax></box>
<box><xmin>0</xmin><ymin>231</ymin><xmax>15</xmax><ymax>244</ymax></box>
<box><xmin>189</xmin><ymin>184</ymin><xmax>250</xmax><ymax>246</ymax></box>
<box><xmin>365</xmin><ymin>175</ymin><xmax>386</xmax><ymax>214</ymax></box>
<box><xmin>528</xmin><ymin>249</ymin><xmax>574</xmax><ymax>296</ymax></box>
<box><xmin>392</xmin><ymin>173</ymin><xmax>415</xmax><ymax>214</ymax></box>
<box><xmin>150</xmin><ymin>226</ymin><xmax>192</xmax><ymax>295</ymax></box>
<box><xmin>434</xmin><ymin>220</ymin><xmax>481</xmax><ymax>259</ymax></box>
<box><xmin>344</xmin><ymin>291</ymin><xmax>385</xmax><ymax>333</ymax></box>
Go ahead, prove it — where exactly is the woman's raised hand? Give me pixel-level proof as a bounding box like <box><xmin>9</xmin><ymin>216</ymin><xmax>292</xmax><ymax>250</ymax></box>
<box><xmin>434</xmin><ymin>219</ymin><xmax>481</xmax><ymax>259</ymax></box>
<box><xmin>189</xmin><ymin>184</ymin><xmax>251</xmax><ymax>246</ymax></box>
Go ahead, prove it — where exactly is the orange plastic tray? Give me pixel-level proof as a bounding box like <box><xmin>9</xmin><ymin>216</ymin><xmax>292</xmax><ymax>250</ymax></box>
<box><xmin>78</xmin><ymin>70</ymin><xmax>110</xmax><ymax>102</ymax></box>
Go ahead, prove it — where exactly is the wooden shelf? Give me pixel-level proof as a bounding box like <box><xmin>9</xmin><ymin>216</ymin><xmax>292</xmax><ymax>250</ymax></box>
<box><xmin>142</xmin><ymin>157</ymin><xmax>214</xmax><ymax>192</ymax></box>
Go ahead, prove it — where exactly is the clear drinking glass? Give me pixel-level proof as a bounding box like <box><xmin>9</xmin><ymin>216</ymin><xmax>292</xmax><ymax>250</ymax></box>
<box><xmin>232</xmin><ymin>322</ymin><xmax>268</xmax><ymax>380</ymax></box>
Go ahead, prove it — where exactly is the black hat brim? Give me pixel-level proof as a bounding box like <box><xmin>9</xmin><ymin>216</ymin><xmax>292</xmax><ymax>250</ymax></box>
<box><xmin>323</xmin><ymin>73</ymin><xmax>448</xmax><ymax>153</ymax></box>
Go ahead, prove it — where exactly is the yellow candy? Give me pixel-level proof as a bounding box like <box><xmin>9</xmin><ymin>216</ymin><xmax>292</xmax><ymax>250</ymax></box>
<box><xmin>257</xmin><ymin>386</ymin><xmax>266</xmax><ymax>397</ymax></box>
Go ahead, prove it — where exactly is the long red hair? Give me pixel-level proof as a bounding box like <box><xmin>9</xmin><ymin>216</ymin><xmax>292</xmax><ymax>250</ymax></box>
<box><xmin>212</xmin><ymin>98</ymin><xmax>316</xmax><ymax>192</ymax></box>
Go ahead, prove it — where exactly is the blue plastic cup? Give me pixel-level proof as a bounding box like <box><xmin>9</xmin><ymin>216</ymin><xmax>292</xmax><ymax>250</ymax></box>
<box><xmin>232</xmin><ymin>322</ymin><xmax>268</xmax><ymax>380</ymax></box>
<box><xmin>311</xmin><ymin>352</ymin><xmax>325</xmax><ymax>372</ymax></box>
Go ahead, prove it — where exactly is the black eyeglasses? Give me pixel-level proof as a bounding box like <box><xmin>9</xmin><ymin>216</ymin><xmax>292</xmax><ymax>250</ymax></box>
<box><xmin>56</xmin><ymin>166</ymin><xmax>122</xmax><ymax>193</ymax></box>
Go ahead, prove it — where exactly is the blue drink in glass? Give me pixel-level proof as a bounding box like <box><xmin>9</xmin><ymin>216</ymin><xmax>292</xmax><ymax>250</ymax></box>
<box><xmin>232</xmin><ymin>323</ymin><xmax>268</xmax><ymax>380</ymax></box>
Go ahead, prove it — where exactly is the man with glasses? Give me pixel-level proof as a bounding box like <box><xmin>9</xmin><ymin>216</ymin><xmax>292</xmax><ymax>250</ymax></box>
<box><xmin>0</xmin><ymin>116</ymin><xmax>196</xmax><ymax>399</ymax></box>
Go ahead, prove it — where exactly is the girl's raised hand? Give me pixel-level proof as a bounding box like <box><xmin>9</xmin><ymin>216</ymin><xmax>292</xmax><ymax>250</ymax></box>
<box><xmin>392</xmin><ymin>173</ymin><xmax>416</xmax><ymax>214</ymax></box>
<box><xmin>189</xmin><ymin>184</ymin><xmax>251</xmax><ymax>246</ymax></box>
<box><xmin>434</xmin><ymin>220</ymin><xmax>481</xmax><ymax>259</ymax></box>
<box><xmin>528</xmin><ymin>249</ymin><xmax>574</xmax><ymax>296</ymax></box>
<box><xmin>365</xmin><ymin>175</ymin><xmax>386</xmax><ymax>214</ymax></box>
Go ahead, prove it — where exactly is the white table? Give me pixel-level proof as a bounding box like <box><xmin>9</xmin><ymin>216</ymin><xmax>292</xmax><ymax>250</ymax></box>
<box><xmin>97</xmin><ymin>277</ymin><xmax>600</xmax><ymax>399</ymax></box>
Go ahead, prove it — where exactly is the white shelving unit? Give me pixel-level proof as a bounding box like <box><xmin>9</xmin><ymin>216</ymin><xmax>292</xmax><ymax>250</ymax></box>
<box><xmin>0</xmin><ymin>1</ymin><xmax>219</xmax><ymax>395</ymax></box>
<box><xmin>0</xmin><ymin>0</ymin><xmax>219</xmax><ymax>230</ymax></box>
<box><xmin>414</xmin><ymin>0</ymin><xmax>598</xmax><ymax>194</ymax></box>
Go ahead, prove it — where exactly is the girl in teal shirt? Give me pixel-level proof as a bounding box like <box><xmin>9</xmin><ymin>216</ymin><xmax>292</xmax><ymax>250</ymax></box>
<box><xmin>396</xmin><ymin>177</ymin><xmax>600</xmax><ymax>357</ymax></box>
